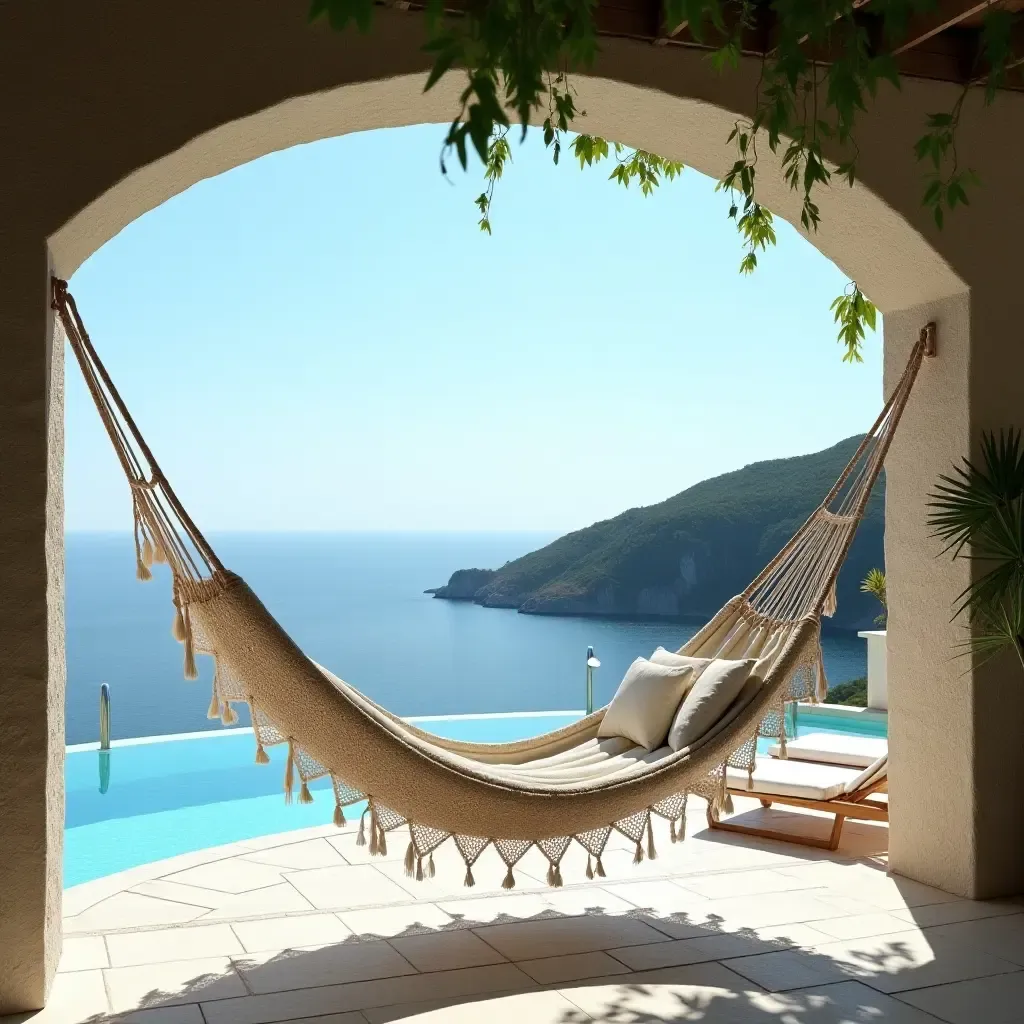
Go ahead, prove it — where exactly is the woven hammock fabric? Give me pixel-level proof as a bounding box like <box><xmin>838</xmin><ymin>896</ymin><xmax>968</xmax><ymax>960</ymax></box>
<box><xmin>52</xmin><ymin>278</ymin><xmax>925</xmax><ymax>886</ymax></box>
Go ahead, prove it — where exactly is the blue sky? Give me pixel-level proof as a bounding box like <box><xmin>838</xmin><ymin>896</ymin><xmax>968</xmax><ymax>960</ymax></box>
<box><xmin>66</xmin><ymin>123</ymin><xmax>881</xmax><ymax>533</ymax></box>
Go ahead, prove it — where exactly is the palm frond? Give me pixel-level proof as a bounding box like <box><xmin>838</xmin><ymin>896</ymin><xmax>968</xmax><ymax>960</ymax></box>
<box><xmin>930</xmin><ymin>429</ymin><xmax>1024</xmax><ymax>680</ymax></box>
<box><xmin>952</xmin><ymin>585</ymin><xmax>1024</xmax><ymax>671</ymax></box>
<box><xmin>927</xmin><ymin>428</ymin><xmax>1024</xmax><ymax>557</ymax></box>
<box><xmin>860</xmin><ymin>567</ymin><xmax>887</xmax><ymax>606</ymax></box>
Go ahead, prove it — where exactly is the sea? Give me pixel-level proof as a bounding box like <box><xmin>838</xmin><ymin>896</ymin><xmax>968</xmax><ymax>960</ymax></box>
<box><xmin>65</xmin><ymin>532</ymin><xmax>868</xmax><ymax>746</ymax></box>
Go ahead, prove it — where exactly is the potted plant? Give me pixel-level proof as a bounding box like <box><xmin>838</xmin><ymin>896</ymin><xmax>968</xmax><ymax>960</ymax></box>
<box><xmin>928</xmin><ymin>429</ymin><xmax>1024</xmax><ymax>674</ymax></box>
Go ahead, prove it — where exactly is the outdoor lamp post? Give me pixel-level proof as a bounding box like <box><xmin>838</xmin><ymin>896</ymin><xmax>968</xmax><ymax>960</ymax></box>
<box><xmin>99</xmin><ymin>682</ymin><xmax>111</xmax><ymax>751</ymax></box>
<box><xmin>586</xmin><ymin>647</ymin><xmax>601</xmax><ymax>715</ymax></box>
<box><xmin>99</xmin><ymin>682</ymin><xmax>112</xmax><ymax>795</ymax></box>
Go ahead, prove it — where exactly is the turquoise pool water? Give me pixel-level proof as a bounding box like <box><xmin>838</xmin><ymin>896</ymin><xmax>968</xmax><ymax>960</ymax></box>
<box><xmin>64</xmin><ymin>708</ymin><xmax>886</xmax><ymax>887</ymax></box>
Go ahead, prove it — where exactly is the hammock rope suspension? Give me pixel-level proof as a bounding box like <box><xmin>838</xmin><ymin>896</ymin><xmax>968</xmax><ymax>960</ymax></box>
<box><xmin>52</xmin><ymin>277</ymin><xmax>928</xmax><ymax>887</ymax></box>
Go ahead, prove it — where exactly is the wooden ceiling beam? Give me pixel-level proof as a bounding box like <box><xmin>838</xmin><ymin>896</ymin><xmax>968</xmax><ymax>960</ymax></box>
<box><xmin>800</xmin><ymin>0</ymin><xmax>872</xmax><ymax>47</ymax></box>
<box><xmin>970</xmin><ymin>15</ymin><xmax>1024</xmax><ymax>82</ymax></box>
<box><xmin>379</xmin><ymin>0</ymin><xmax>1024</xmax><ymax>90</ymax></box>
<box><xmin>891</xmin><ymin>0</ymin><xmax>999</xmax><ymax>55</ymax></box>
<box><xmin>653</xmin><ymin>20</ymin><xmax>689</xmax><ymax>45</ymax></box>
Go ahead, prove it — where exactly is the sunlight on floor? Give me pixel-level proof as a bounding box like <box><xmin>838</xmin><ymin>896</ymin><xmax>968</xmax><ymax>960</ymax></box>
<box><xmin>11</xmin><ymin>798</ymin><xmax>1023</xmax><ymax>1024</ymax></box>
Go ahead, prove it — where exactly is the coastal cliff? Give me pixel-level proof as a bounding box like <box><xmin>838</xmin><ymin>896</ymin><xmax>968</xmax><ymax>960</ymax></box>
<box><xmin>429</xmin><ymin>436</ymin><xmax>884</xmax><ymax>632</ymax></box>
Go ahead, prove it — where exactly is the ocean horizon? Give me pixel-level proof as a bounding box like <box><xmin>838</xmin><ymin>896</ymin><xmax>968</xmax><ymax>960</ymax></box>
<box><xmin>65</xmin><ymin>530</ymin><xmax>868</xmax><ymax>746</ymax></box>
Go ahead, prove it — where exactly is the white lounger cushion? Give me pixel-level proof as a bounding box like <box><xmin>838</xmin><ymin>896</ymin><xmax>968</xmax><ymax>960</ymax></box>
<box><xmin>843</xmin><ymin>754</ymin><xmax>888</xmax><ymax>794</ymax></box>
<box><xmin>766</xmin><ymin>732</ymin><xmax>888</xmax><ymax>768</ymax></box>
<box><xmin>726</xmin><ymin>758</ymin><xmax>868</xmax><ymax>801</ymax></box>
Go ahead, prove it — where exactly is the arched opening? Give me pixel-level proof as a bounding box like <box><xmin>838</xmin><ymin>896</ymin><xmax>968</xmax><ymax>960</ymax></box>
<box><xmin>59</xmin><ymin>118</ymin><xmax>897</xmax><ymax>875</ymax></box>
<box><xmin>6</xmin><ymin>9</ymin><xmax>1024</xmax><ymax>1013</ymax></box>
<box><xmin>49</xmin><ymin>74</ymin><xmax>963</xmax><ymax>310</ymax></box>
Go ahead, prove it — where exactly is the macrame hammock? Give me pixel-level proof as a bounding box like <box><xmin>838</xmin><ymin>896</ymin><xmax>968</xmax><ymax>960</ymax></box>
<box><xmin>53</xmin><ymin>279</ymin><xmax>927</xmax><ymax>887</ymax></box>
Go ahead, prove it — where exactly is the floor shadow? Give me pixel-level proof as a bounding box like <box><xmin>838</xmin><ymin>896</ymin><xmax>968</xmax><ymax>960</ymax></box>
<box><xmin>13</xmin><ymin>811</ymin><xmax>1002</xmax><ymax>1024</ymax></box>
<box><xmin>20</xmin><ymin>865</ymin><xmax>1004</xmax><ymax>1024</ymax></box>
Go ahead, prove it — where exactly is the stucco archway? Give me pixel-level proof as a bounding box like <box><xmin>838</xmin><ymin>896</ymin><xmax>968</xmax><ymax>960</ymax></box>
<box><xmin>50</xmin><ymin>74</ymin><xmax>965</xmax><ymax>312</ymax></box>
<box><xmin>4</xmin><ymin>2</ymin><xmax>1024</xmax><ymax>1012</ymax></box>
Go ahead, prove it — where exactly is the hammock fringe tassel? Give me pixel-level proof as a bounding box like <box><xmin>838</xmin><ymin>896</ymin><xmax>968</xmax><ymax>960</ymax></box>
<box><xmin>368</xmin><ymin>807</ymin><xmax>379</xmax><ymax>856</ymax></box>
<box><xmin>182</xmin><ymin>607</ymin><xmax>198</xmax><ymax>680</ymax></box>
<box><xmin>815</xmin><ymin>641</ymin><xmax>829</xmax><ymax>703</ymax></box>
<box><xmin>284</xmin><ymin>739</ymin><xmax>295</xmax><ymax>805</ymax></box>
<box><xmin>133</xmin><ymin>510</ymin><xmax>152</xmax><ymax>582</ymax></box>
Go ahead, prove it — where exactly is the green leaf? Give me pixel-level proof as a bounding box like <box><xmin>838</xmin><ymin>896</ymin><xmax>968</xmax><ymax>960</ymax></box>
<box><xmin>424</xmin><ymin>44</ymin><xmax>459</xmax><ymax>92</ymax></box>
<box><xmin>831</xmin><ymin>283</ymin><xmax>875</xmax><ymax>362</ymax></box>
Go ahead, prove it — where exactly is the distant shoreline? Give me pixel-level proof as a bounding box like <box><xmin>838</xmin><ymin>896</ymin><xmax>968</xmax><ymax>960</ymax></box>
<box><xmin>424</xmin><ymin>589</ymin><xmax>863</xmax><ymax>637</ymax></box>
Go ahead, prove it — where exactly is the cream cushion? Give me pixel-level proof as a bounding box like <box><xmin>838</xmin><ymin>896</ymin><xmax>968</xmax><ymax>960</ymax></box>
<box><xmin>597</xmin><ymin>658</ymin><xmax>695</xmax><ymax>752</ymax></box>
<box><xmin>649</xmin><ymin>647</ymin><xmax>712</xmax><ymax>677</ymax></box>
<box><xmin>667</xmin><ymin>658</ymin><xmax>757</xmax><ymax>752</ymax></box>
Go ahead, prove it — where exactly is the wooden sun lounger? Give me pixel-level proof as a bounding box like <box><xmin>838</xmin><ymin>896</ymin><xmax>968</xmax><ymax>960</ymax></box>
<box><xmin>707</xmin><ymin>755</ymin><xmax>889</xmax><ymax>851</ymax></box>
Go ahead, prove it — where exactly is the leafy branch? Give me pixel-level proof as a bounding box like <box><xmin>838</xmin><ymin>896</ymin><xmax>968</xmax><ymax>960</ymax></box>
<box><xmin>830</xmin><ymin>283</ymin><xmax>877</xmax><ymax>364</ymax></box>
<box><xmin>475</xmin><ymin>128</ymin><xmax>511</xmax><ymax>233</ymax></box>
<box><xmin>915</xmin><ymin>94</ymin><xmax>979</xmax><ymax>229</ymax></box>
<box><xmin>310</xmin><ymin>0</ymin><xmax>1021</xmax><ymax>360</ymax></box>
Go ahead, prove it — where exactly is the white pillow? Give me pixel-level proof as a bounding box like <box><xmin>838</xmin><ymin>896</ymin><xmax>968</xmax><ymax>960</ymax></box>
<box><xmin>667</xmin><ymin>658</ymin><xmax>757</xmax><ymax>752</ymax></box>
<box><xmin>598</xmin><ymin>657</ymin><xmax>695</xmax><ymax>752</ymax></box>
<box><xmin>649</xmin><ymin>647</ymin><xmax>712</xmax><ymax>677</ymax></box>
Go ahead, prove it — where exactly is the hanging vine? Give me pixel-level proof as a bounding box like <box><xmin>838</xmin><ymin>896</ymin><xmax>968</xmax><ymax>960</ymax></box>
<box><xmin>309</xmin><ymin>0</ymin><xmax>1020</xmax><ymax>359</ymax></box>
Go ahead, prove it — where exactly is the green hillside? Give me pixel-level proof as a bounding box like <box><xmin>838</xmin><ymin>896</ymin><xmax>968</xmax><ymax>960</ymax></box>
<box><xmin>430</xmin><ymin>436</ymin><xmax>884</xmax><ymax>631</ymax></box>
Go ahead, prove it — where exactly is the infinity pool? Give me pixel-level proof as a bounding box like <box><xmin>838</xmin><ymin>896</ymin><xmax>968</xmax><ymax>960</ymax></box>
<box><xmin>65</xmin><ymin>707</ymin><xmax>886</xmax><ymax>887</ymax></box>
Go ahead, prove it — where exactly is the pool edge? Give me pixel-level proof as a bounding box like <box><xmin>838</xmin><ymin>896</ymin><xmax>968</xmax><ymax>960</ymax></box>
<box><xmin>65</xmin><ymin>709</ymin><xmax>588</xmax><ymax>753</ymax></box>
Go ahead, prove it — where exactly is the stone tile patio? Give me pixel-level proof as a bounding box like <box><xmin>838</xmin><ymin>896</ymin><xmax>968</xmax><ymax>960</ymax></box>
<box><xmin>6</xmin><ymin>797</ymin><xmax>1024</xmax><ymax>1023</ymax></box>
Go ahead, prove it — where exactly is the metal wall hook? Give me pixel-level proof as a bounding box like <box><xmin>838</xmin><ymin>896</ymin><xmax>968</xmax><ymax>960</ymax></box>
<box><xmin>921</xmin><ymin>321</ymin><xmax>937</xmax><ymax>357</ymax></box>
